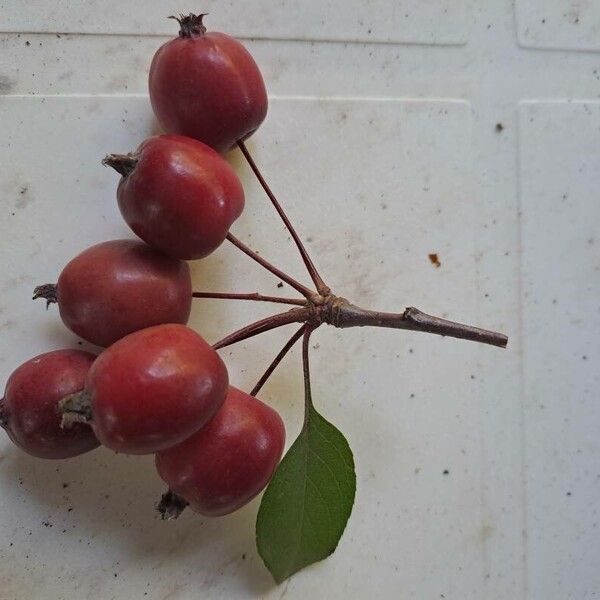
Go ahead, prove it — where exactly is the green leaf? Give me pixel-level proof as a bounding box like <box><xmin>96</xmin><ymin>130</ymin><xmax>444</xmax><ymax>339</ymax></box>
<box><xmin>256</xmin><ymin>404</ymin><xmax>356</xmax><ymax>583</ymax></box>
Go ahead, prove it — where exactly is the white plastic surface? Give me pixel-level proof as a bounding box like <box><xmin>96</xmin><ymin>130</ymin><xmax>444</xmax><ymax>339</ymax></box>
<box><xmin>519</xmin><ymin>100</ymin><xmax>600</xmax><ymax>600</ymax></box>
<box><xmin>0</xmin><ymin>1</ymin><xmax>598</xmax><ymax>598</ymax></box>
<box><xmin>0</xmin><ymin>0</ymin><xmax>468</xmax><ymax>44</ymax></box>
<box><xmin>516</xmin><ymin>0</ymin><xmax>600</xmax><ymax>51</ymax></box>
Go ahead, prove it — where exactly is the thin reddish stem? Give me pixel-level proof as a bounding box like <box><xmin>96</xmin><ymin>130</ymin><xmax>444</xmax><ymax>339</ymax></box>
<box><xmin>226</xmin><ymin>233</ymin><xmax>316</xmax><ymax>300</ymax></box>
<box><xmin>301</xmin><ymin>325</ymin><xmax>316</xmax><ymax>424</ymax></box>
<box><xmin>237</xmin><ymin>140</ymin><xmax>330</xmax><ymax>295</ymax></box>
<box><xmin>250</xmin><ymin>324</ymin><xmax>307</xmax><ymax>397</ymax></box>
<box><xmin>212</xmin><ymin>307</ymin><xmax>312</xmax><ymax>351</ymax></box>
<box><xmin>192</xmin><ymin>291</ymin><xmax>306</xmax><ymax>306</ymax></box>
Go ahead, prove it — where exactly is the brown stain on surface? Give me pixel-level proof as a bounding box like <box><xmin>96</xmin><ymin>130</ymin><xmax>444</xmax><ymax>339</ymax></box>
<box><xmin>478</xmin><ymin>522</ymin><xmax>494</xmax><ymax>544</ymax></box>
<box><xmin>86</xmin><ymin>98</ymin><xmax>102</xmax><ymax>115</ymax></box>
<box><xmin>344</xmin><ymin>228</ymin><xmax>378</xmax><ymax>304</ymax></box>
<box><xmin>2</xmin><ymin>274</ymin><xmax>29</xmax><ymax>291</ymax></box>
<box><xmin>428</xmin><ymin>253</ymin><xmax>441</xmax><ymax>268</ymax></box>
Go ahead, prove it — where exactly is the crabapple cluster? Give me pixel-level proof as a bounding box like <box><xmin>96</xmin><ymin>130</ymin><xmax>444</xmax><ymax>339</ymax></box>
<box><xmin>1</xmin><ymin>13</ymin><xmax>285</xmax><ymax>517</ymax></box>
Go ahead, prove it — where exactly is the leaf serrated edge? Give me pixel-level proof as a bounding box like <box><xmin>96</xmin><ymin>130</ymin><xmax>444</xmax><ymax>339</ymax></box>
<box><xmin>256</xmin><ymin>406</ymin><xmax>356</xmax><ymax>584</ymax></box>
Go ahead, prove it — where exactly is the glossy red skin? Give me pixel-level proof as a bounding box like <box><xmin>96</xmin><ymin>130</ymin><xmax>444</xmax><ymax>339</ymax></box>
<box><xmin>155</xmin><ymin>386</ymin><xmax>285</xmax><ymax>516</ymax></box>
<box><xmin>87</xmin><ymin>324</ymin><xmax>228</xmax><ymax>455</ymax></box>
<box><xmin>149</xmin><ymin>31</ymin><xmax>268</xmax><ymax>154</ymax></box>
<box><xmin>57</xmin><ymin>239</ymin><xmax>192</xmax><ymax>347</ymax></box>
<box><xmin>116</xmin><ymin>135</ymin><xmax>245</xmax><ymax>260</ymax></box>
<box><xmin>1</xmin><ymin>350</ymin><xmax>99</xmax><ymax>459</ymax></box>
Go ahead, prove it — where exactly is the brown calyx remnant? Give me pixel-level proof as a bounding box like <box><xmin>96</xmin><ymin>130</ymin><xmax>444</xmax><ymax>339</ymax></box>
<box><xmin>33</xmin><ymin>283</ymin><xmax>58</xmax><ymax>308</ymax></box>
<box><xmin>169</xmin><ymin>13</ymin><xmax>208</xmax><ymax>38</ymax></box>
<box><xmin>0</xmin><ymin>399</ymin><xmax>8</xmax><ymax>428</ymax></box>
<box><xmin>59</xmin><ymin>390</ymin><xmax>93</xmax><ymax>428</ymax></box>
<box><xmin>157</xmin><ymin>489</ymin><xmax>189</xmax><ymax>520</ymax></box>
<box><xmin>102</xmin><ymin>153</ymin><xmax>138</xmax><ymax>178</ymax></box>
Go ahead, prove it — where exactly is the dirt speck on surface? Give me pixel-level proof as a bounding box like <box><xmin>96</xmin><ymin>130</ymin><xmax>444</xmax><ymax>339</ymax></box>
<box><xmin>105</xmin><ymin>74</ymin><xmax>130</xmax><ymax>93</ymax></box>
<box><xmin>16</xmin><ymin>184</ymin><xmax>33</xmax><ymax>210</ymax></box>
<box><xmin>495</xmin><ymin>122</ymin><xmax>504</xmax><ymax>132</ymax></box>
<box><xmin>0</xmin><ymin>75</ymin><xmax>16</xmax><ymax>93</ymax></box>
<box><xmin>57</xmin><ymin>70</ymin><xmax>74</xmax><ymax>82</ymax></box>
<box><xmin>428</xmin><ymin>253</ymin><xmax>441</xmax><ymax>268</ymax></box>
<box><xmin>0</xmin><ymin>320</ymin><xmax>15</xmax><ymax>332</ymax></box>
<box><xmin>104</xmin><ymin>41</ymin><xmax>130</xmax><ymax>56</ymax></box>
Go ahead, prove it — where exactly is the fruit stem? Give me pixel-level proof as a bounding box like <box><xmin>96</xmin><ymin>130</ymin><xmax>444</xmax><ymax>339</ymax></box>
<box><xmin>237</xmin><ymin>140</ymin><xmax>330</xmax><ymax>296</ymax></box>
<box><xmin>212</xmin><ymin>307</ymin><xmax>312</xmax><ymax>351</ymax></box>
<box><xmin>32</xmin><ymin>283</ymin><xmax>58</xmax><ymax>308</ymax></box>
<box><xmin>211</xmin><ymin>295</ymin><xmax>507</xmax><ymax>352</ymax></box>
<box><xmin>59</xmin><ymin>390</ymin><xmax>93</xmax><ymax>428</ymax></box>
<box><xmin>251</xmin><ymin>324</ymin><xmax>306</xmax><ymax>396</ymax></box>
<box><xmin>226</xmin><ymin>233</ymin><xmax>317</xmax><ymax>301</ymax></box>
<box><xmin>192</xmin><ymin>291</ymin><xmax>306</xmax><ymax>307</ymax></box>
<box><xmin>169</xmin><ymin>13</ymin><xmax>208</xmax><ymax>38</ymax></box>
<box><xmin>102</xmin><ymin>153</ymin><xmax>138</xmax><ymax>178</ymax></box>
<box><xmin>301</xmin><ymin>325</ymin><xmax>316</xmax><ymax>426</ymax></box>
<box><xmin>157</xmin><ymin>489</ymin><xmax>189</xmax><ymax>520</ymax></box>
<box><xmin>335</xmin><ymin>303</ymin><xmax>508</xmax><ymax>348</ymax></box>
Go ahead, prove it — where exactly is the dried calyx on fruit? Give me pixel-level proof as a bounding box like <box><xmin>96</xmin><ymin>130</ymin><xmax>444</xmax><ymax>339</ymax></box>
<box><xmin>169</xmin><ymin>13</ymin><xmax>208</xmax><ymax>37</ymax></box>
